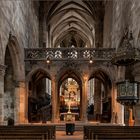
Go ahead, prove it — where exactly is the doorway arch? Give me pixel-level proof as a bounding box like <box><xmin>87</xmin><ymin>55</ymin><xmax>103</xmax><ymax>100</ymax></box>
<box><xmin>4</xmin><ymin>35</ymin><xmax>25</xmax><ymax>81</ymax></box>
<box><xmin>58</xmin><ymin>69</ymin><xmax>82</xmax><ymax>121</ymax></box>
<box><xmin>88</xmin><ymin>69</ymin><xmax>112</xmax><ymax>123</ymax></box>
<box><xmin>4</xmin><ymin>35</ymin><xmax>25</xmax><ymax>124</ymax></box>
<box><xmin>26</xmin><ymin>68</ymin><xmax>52</xmax><ymax>123</ymax></box>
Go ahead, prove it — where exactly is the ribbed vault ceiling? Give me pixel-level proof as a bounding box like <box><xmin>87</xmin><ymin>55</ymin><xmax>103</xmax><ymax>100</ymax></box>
<box><xmin>39</xmin><ymin>0</ymin><xmax>104</xmax><ymax>48</ymax></box>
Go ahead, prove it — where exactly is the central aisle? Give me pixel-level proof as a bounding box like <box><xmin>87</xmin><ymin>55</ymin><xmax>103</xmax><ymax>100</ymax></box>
<box><xmin>56</xmin><ymin>131</ymin><xmax>83</xmax><ymax>140</ymax></box>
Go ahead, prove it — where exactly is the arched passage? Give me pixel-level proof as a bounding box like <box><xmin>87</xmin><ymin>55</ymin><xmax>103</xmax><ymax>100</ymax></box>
<box><xmin>4</xmin><ymin>35</ymin><xmax>25</xmax><ymax>124</ymax></box>
<box><xmin>4</xmin><ymin>47</ymin><xmax>15</xmax><ymax>121</ymax></box>
<box><xmin>27</xmin><ymin>68</ymin><xmax>52</xmax><ymax>123</ymax></box>
<box><xmin>4</xmin><ymin>35</ymin><xmax>24</xmax><ymax>81</ymax></box>
<box><xmin>88</xmin><ymin>69</ymin><xmax>112</xmax><ymax>123</ymax></box>
<box><xmin>58</xmin><ymin>69</ymin><xmax>82</xmax><ymax>121</ymax></box>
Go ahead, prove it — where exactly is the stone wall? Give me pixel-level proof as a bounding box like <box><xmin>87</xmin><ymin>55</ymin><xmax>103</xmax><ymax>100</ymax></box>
<box><xmin>0</xmin><ymin>0</ymin><xmax>39</xmax><ymax>124</ymax></box>
<box><xmin>103</xmin><ymin>0</ymin><xmax>140</xmax><ymax>49</ymax></box>
<box><xmin>103</xmin><ymin>1</ymin><xmax>113</xmax><ymax>48</ymax></box>
<box><xmin>0</xmin><ymin>0</ymin><xmax>39</xmax><ymax>63</ymax></box>
<box><xmin>111</xmin><ymin>0</ymin><xmax>140</xmax><ymax>49</ymax></box>
<box><xmin>4</xmin><ymin>48</ymin><xmax>15</xmax><ymax>121</ymax></box>
<box><xmin>103</xmin><ymin>0</ymin><xmax>140</xmax><ymax>125</ymax></box>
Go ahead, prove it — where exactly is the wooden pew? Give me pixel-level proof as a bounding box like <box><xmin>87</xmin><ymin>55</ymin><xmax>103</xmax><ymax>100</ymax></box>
<box><xmin>84</xmin><ymin>125</ymin><xmax>140</xmax><ymax>140</ymax></box>
<box><xmin>0</xmin><ymin>125</ymin><xmax>55</xmax><ymax>140</ymax></box>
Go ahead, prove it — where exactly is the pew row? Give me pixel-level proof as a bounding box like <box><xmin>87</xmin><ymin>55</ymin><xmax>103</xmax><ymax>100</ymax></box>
<box><xmin>84</xmin><ymin>125</ymin><xmax>140</xmax><ymax>140</ymax></box>
<box><xmin>0</xmin><ymin>125</ymin><xmax>55</xmax><ymax>140</ymax></box>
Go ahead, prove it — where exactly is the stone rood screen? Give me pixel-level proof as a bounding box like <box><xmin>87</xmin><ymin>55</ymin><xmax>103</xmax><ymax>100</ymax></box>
<box><xmin>24</xmin><ymin>48</ymin><xmax>115</xmax><ymax>61</ymax></box>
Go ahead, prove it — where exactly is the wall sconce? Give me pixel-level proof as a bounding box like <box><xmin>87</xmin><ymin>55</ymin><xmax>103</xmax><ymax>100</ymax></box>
<box><xmin>89</xmin><ymin>57</ymin><xmax>93</xmax><ymax>64</ymax></box>
<box><xmin>46</xmin><ymin>57</ymin><xmax>51</xmax><ymax>64</ymax></box>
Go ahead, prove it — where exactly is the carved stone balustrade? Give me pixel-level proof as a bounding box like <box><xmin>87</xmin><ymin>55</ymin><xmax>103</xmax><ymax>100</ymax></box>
<box><xmin>25</xmin><ymin>47</ymin><xmax>115</xmax><ymax>61</ymax></box>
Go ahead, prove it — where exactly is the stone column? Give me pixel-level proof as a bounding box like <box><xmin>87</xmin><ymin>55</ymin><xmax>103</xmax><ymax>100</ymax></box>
<box><xmin>51</xmin><ymin>76</ymin><xmax>58</xmax><ymax>123</ymax></box>
<box><xmin>133</xmin><ymin>63</ymin><xmax>140</xmax><ymax>125</ymax></box>
<box><xmin>115</xmin><ymin>66</ymin><xmax>125</xmax><ymax>125</ymax></box>
<box><xmin>116</xmin><ymin>101</ymin><xmax>124</xmax><ymax>125</ymax></box>
<box><xmin>14</xmin><ymin>81</ymin><xmax>26</xmax><ymax>124</ymax></box>
<box><xmin>94</xmin><ymin>79</ymin><xmax>102</xmax><ymax>121</ymax></box>
<box><xmin>81</xmin><ymin>76</ymin><xmax>88</xmax><ymax>122</ymax></box>
<box><xmin>0</xmin><ymin>65</ymin><xmax>6</xmax><ymax>125</ymax></box>
<box><xmin>111</xmin><ymin>83</ymin><xmax>117</xmax><ymax>123</ymax></box>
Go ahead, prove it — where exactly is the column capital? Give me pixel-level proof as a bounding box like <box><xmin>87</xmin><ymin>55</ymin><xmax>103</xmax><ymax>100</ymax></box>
<box><xmin>0</xmin><ymin>64</ymin><xmax>6</xmax><ymax>77</ymax></box>
<box><xmin>51</xmin><ymin>74</ymin><xmax>57</xmax><ymax>81</ymax></box>
<box><xmin>14</xmin><ymin>81</ymin><xmax>25</xmax><ymax>88</ymax></box>
<box><xmin>82</xmin><ymin>74</ymin><xmax>88</xmax><ymax>84</ymax></box>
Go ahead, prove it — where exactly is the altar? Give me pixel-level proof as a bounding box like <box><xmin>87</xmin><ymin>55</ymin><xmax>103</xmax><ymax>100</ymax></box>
<box><xmin>60</xmin><ymin>112</ymin><xmax>79</xmax><ymax>121</ymax></box>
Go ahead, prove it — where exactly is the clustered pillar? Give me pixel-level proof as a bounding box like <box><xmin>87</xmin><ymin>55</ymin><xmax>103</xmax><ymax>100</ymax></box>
<box><xmin>94</xmin><ymin>79</ymin><xmax>102</xmax><ymax>121</ymax></box>
<box><xmin>14</xmin><ymin>81</ymin><xmax>26</xmax><ymax>124</ymax></box>
<box><xmin>81</xmin><ymin>76</ymin><xmax>88</xmax><ymax>122</ymax></box>
<box><xmin>51</xmin><ymin>76</ymin><xmax>59</xmax><ymax>123</ymax></box>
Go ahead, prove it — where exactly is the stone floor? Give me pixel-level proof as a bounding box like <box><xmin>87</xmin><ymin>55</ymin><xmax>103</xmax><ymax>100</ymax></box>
<box><xmin>56</xmin><ymin>131</ymin><xmax>83</xmax><ymax>140</ymax></box>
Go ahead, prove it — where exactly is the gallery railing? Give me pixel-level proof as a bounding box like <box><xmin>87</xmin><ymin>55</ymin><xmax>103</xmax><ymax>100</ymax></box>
<box><xmin>25</xmin><ymin>48</ymin><xmax>115</xmax><ymax>61</ymax></box>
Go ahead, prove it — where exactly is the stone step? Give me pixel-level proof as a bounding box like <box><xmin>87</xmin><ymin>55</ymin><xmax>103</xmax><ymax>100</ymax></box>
<box><xmin>56</xmin><ymin>131</ymin><xmax>83</xmax><ymax>140</ymax></box>
<box><xmin>56</xmin><ymin>124</ymin><xmax>83</xmax><ymax>131</ymax></box>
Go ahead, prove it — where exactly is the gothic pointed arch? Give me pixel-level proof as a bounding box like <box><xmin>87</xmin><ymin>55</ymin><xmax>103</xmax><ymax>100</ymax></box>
<box><xmin>57</xmin><ymin>67</ymin><xmax>83</xmax><ymax>121</ymax></box>
<box><xmin>26</xmin><ymin>67</ymin><xmax>51</xmax><ymax>83</ymax></box>
<box><xmin>88</xmin><ymin>68</ymin><xmax>113</xmax><ymax>123</ymax></box>
<box><xmin>56</xmin><ymin>60</ymin><xmax>82</xmax><ymax>85</ymax></box>
<box><xmin>58</xmin><ymin>68</ymin><xmax>82</xmax><ymax>88</ymax></box>
<box><xmin>5</xmin><ymin>34</ymin><xmax>25</xmax><ymax>81</ymax></box>
<box><xmin>90</xmin><ymin>69</ymin><xmax>112</xmax><ymax>88</ymax></box>
<box><xmin>4</xmin><ymin>33</ymin><xmax>25</xmax><ymax>123</ymax></box>
<box><xmin>26</xmin><ymin>67</ymin><xmax>52</xmax><ymax>122</ymax></box>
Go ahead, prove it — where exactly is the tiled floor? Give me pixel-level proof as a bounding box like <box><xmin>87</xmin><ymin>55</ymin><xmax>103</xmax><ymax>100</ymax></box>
<box><xmin>56</xmin><ymin>131</ymin><xmax>83</xmax><ymax>140</ymax></box>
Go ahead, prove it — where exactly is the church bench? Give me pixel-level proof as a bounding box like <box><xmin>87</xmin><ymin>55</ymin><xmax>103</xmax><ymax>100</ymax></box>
<box><xmin>0</xmin><ymin>125</ymin><xmax>55</xmax><ymax>140</ymax></box>
<box><xmin>0</xmin><ymin>135</ymin><xmax>44</xmax><ymax>140</ymax></box>
<box><xmin>95</xmin><ymin>133</ymin><xmax>140</xmax><ymax>139</ymax></box>
<box><xmin>84</xmin><ymin>126</ymin><xmax>140</xmax><ymax>140</ymax></box>
<box><xmin>88</xmin><ymin>131</ymin><xmax>140</xmax><ymax>139</ymax></box>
